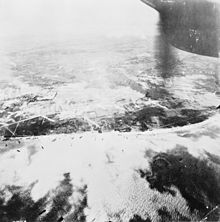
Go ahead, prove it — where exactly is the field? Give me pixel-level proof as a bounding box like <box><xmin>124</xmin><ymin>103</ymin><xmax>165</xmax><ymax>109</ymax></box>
<box><xmin>0</xmin><ymin>36</ymin><xmax>219</xmax><ymax>138</ymax></box>
<box><xmin>0</xmin><ymin>35</ymin><xmax>220</xmax><ymax>221</ymax></box>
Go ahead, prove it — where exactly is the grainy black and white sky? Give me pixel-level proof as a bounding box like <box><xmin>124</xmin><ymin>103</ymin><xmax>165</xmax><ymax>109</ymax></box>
<box><xmin>0</xmin><ymin>0</ymin><xmax>158</xmax><ymax>41</ymax></box>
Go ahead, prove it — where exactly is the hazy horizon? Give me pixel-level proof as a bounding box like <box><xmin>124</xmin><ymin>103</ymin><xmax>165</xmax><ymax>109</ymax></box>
<box><xmin>0</xmin><ymin>0</ymin><xmax>158</xmax><ymax>49</ymax></box>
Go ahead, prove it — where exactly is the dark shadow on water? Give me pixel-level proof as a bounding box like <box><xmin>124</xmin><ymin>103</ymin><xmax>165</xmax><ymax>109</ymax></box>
<box><xmin>138</xmin><ymin>147</ymin><xmax>220</xmax><ymax>221</ymax></box>
<box><xmin>0</xmin><ymin>173</ymin><xmax>88</xmax><ymax>222</ymax></box>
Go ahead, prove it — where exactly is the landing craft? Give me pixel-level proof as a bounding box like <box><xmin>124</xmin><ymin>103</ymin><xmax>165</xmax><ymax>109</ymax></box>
<box><xmin>140</xmin><ymin>0</ymin><xmax>220</xmax><ymax>57</ymax></box>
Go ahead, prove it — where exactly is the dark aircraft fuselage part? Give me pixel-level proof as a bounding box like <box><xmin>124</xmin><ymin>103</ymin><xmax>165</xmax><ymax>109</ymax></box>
<box><xmin>141</xmin><ymin>0</ymin><xmax>220</xmax><ymax>57</ymax></box>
